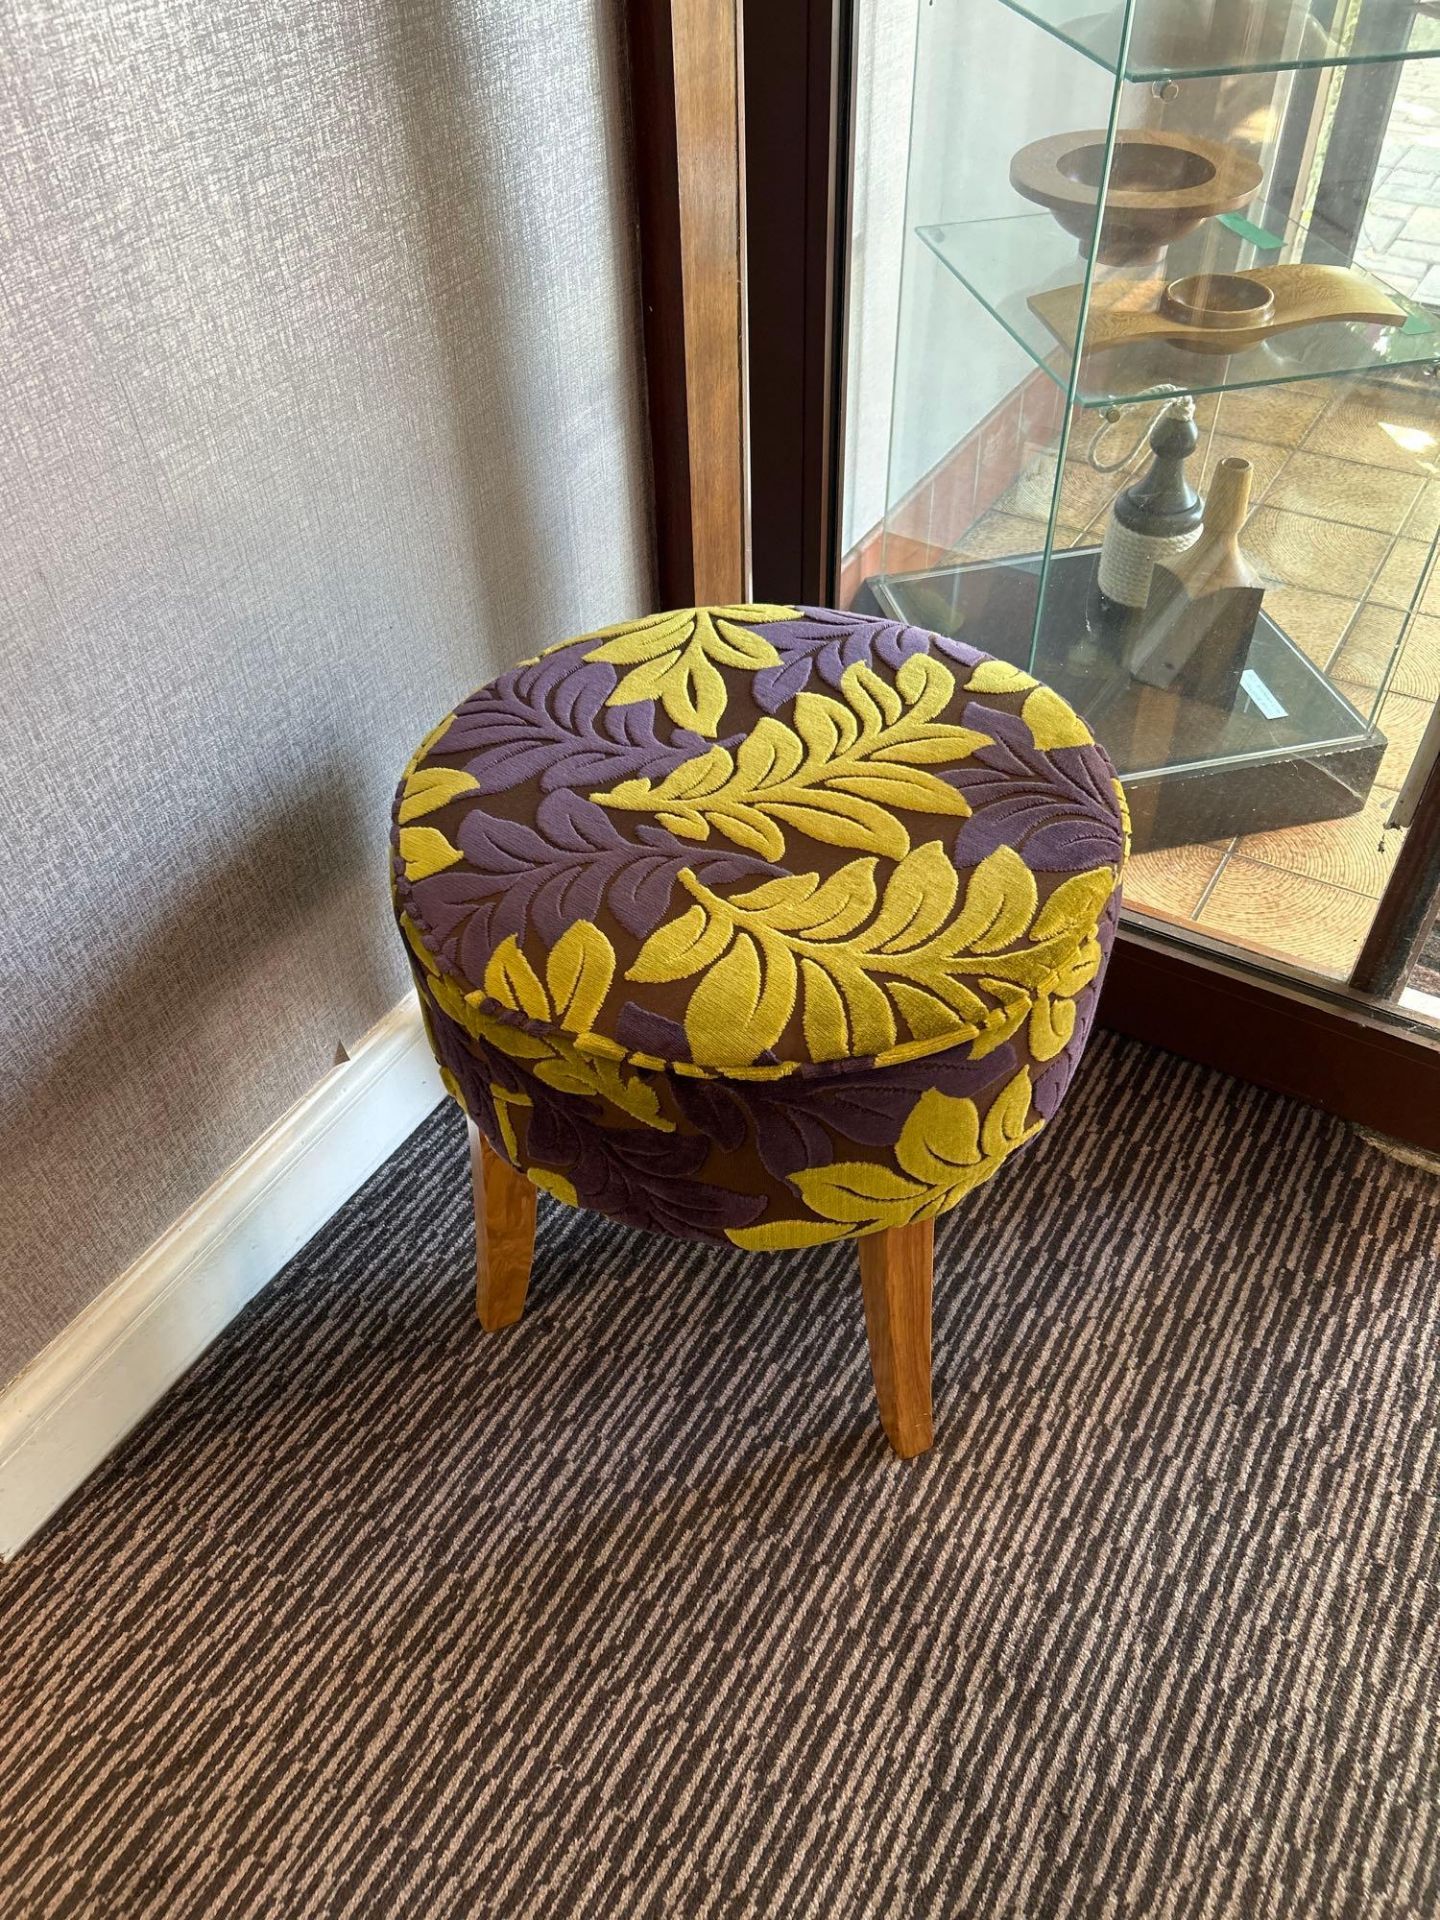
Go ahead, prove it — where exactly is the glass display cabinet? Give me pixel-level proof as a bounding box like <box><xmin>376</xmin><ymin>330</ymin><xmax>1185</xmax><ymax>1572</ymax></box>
<box><xmin>851</xmin><ymin>0</ymin><xmax>1440</xmax><ymax>927</ymax></box>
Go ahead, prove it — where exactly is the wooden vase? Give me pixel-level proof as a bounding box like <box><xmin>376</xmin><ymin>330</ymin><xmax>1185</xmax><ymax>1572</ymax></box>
<box><xmin>1129</xmin><ymin>457</ymin><xmax>1264</xmax><ymax>700</ymax></box>
<box><xmin>1167</xmin><ymin>457</ymin><xmax>1259</xmax><ymax>597</ymax></box>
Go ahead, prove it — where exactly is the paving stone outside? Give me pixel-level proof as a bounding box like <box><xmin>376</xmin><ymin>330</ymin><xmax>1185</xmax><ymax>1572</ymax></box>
<box><xmin>1356</xmin><ymin>59</ymin><xmax>1440</xmax><ymax>295</ymax></box>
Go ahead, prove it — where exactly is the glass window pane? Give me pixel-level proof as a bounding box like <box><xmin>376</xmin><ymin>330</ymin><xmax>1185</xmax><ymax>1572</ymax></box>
<box><xmin>838</xmin><ymin>0</ymin><xmax>1440</xmax><ymax>997</ymax></box>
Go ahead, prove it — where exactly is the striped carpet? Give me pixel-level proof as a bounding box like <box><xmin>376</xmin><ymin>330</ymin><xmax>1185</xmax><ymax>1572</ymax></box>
<box><xmin>3</xmin><ymin>1034</ymin><xmax>1438</xmax><ymax>1920</ymax></box>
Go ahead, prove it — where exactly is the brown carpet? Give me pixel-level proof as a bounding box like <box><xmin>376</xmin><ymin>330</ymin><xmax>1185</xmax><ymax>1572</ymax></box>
<box><xmin>2</xmin><ymin>1033</ymin><xmax>1438</xmax><ymax>1919</ymax></box>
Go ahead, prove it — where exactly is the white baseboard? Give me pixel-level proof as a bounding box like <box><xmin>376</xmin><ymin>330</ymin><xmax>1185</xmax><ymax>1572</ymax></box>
<box><xmin>0</xmin><ymin>997</ymin><xmax>443</xmax><ymax>1559</ymax></box>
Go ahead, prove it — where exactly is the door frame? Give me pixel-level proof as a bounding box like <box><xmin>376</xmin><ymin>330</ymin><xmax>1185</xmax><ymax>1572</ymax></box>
<box><xmin>627</xmin><ymin>0</ymin><xmax>749</xmax><ymax>607</ymax></box>
<box><xmin>631</xmin><ymin>0</ymin><xmax>1440</xmax><ymax>1149</ymax></box>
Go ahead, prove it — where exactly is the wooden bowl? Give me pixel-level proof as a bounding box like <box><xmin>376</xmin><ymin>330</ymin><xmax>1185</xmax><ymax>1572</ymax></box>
<box><xmin>1010</xmin><ymin>129</ymin><xmax>1263</xmax><ymax>266</ymax></box>
<box><xmin>1160</xmin><ymin>271</ymin><xmax>1276</xmax><ymax>332</ymax></box>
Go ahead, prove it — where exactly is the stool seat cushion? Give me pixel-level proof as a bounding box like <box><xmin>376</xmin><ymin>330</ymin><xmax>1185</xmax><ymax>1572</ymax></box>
<box><xmin>392</xmin><ymin>605</ymin><xmax>1128</xmax><ymax>1248</ymax></box>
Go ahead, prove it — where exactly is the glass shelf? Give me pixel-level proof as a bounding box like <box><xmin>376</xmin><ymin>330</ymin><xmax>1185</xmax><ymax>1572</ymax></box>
<box><xmin>918</xmin><ymin>201</ymin><xmax>1440</xmax><ymax>410</ymax></box>
<box><xmin>862</xmin><ymin>549</ymin><xmax>1387</xmax><ymax>853</ymax></box>
<box><xmin>994</xmin><ymin>0</ymin><xmax>1440</xmax><ymax>82</ymax></box>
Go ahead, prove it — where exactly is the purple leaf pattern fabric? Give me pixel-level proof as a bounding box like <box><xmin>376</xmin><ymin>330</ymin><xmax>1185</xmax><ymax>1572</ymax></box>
<box><xmin>524</xmin><ymin>1090</ymin><xmax>764</xmax><ymax>1240</ymax></box>
<box><xmin>748</xmin><ymin>606</ymin><xmax>985</xmax><ymax>712</ymax></box>
<box><xmin>433</xmin><ymin>644</ymin><xmax>719</xmax><ymax>795</ymax></box>
<box><xmin>673</xmin><ymin>1043</ymin><xmax>1022</xmax><ymax>1179</ymax></box>
<box><xmin>410</xmin><ymin>790</ymin><xmax>770</xmax><ymax>984</ymax></box>
<box><xmin>948</xmin><ymin>705</ymin><xmax>1127</xmax><ymax>873</ymax></box>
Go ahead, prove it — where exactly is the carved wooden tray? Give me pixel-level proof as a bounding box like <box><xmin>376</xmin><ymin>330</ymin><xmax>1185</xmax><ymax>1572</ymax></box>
<box><xmin>1029</xmin><ymin>265</ymin><xmax>1407</xmax><ymax>357</ymax></box>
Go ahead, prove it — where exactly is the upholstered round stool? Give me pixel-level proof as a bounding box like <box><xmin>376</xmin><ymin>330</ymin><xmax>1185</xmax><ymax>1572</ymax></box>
<box><xmin>391</xmin><ymin>604</ymin><xmax>1128</xmax><ymax>1456</ymax></box>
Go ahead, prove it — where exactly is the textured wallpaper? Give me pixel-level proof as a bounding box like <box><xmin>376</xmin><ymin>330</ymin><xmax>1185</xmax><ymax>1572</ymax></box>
<box><xmin>0</xmin><ymin>0</ymin><xmax>654</xmax><ymax>1384</ymax></box>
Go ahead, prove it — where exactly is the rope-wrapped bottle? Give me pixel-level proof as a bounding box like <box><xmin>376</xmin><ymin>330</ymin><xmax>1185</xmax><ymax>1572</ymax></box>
<box><xmin>1090</xmin><ymin>395</ymin><xmax>1203</xmax><ymax>635</ymax></box>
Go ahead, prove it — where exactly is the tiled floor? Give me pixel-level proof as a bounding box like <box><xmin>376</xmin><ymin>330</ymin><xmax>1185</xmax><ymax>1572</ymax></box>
<box><xmin>1355</xmin><ymin>56</ymin><xmax>1440</xmax><ymax>302</ymax></box>
<box><xmin>951</xmin><ymin>374</ymin><xmax>1436</xmax><ymax>988</ymax></box>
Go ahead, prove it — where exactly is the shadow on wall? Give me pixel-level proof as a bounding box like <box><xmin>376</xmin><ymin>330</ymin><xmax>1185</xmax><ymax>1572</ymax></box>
<box><xmin>383</xmin><ymin>0</ymin><xmax>614</xmax><ymax>646</ymax></box>
<box><xmin>0</xmin><ymin>0</ymin><xmax>653</xmax><ymax>1388</ymax></box>
<box><xmin>0</xmin><ymin>755</ymin><xmax>392</xmax><ymax>1369</ymax></box>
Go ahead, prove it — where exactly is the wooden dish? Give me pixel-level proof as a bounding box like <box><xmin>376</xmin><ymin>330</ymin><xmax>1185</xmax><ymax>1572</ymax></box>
<box><xmin>1029</xmin><ymin>263</ymin><xmax>1408</xmax><ymax>357</ymax></box>
<box><xmin>1160</xmin><ymin>272</ymin><xmax>1275</xmax><ymax>332</ymax></box>
<box><xmin>1010</xmin><ymin>129</ymin><xmax>1263</xmax><ymax>266</ymax></box>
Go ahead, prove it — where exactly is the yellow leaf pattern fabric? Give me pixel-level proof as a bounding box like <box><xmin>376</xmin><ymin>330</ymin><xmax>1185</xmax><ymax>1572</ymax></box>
<box><xmin>628</xmin><ymin>844</ymin><xmax>1116</xmax><ymax>1069</ymax></box>
<box><xmin>398</xmin><ymin>826</ymin><xmax>464</xmax><ymax>882</ymax></box>
<box><xmin>476</xmin><ymin>925</ymin><xmax>671</xmax><ymax>1129</ymax></box>
<box><xmin>1022</xmin><ymin>684</ymin><xmax>1094</xmax><ymax>751</ymax></box>
<box><xmin>593</xmin><ymin>656</ymin><xmax>989</xmax><ymax>861</ymax></box>
<box><xmin>728</xmin><ymin>1069</ymin><xmax>1043</xmax><ymax>1249</ymax></box>
<box><xmin>397</xmin><ymin>765</ymin><xmax>481</xmax><ymax>822</ymax></box>
<box><xmin>391</xmin><ymin>604</ymin><xmax>1129</xmax><ymax>1250</ymax></box>
<box><xmin>577</xmin><ymin>604</ymin><xmax>798</xmax><ymax>736</ymax></box>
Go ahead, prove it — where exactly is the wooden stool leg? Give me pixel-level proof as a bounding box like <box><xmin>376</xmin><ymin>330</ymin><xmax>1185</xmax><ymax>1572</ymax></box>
<box><xmin>469</xmin><ymin>1120</ymin><xmax>537</xmax><ymax>1332</ymax></box>
<box><xmin>858</xmin><ymin>1218</ymin><xmax>934</xmax><ymax>1459</ymax></box>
